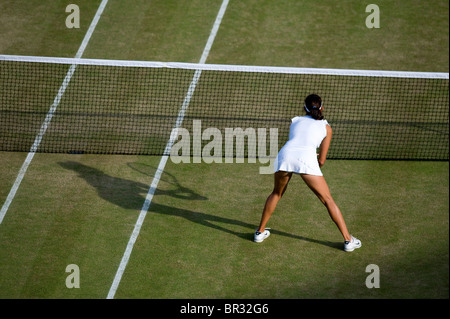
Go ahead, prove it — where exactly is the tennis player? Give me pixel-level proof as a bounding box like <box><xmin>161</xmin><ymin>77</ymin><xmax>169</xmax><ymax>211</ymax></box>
<box><xmin>254</xmin><ymin>94</ymin><xmax>361</xmax><ymax>252</ymax></box>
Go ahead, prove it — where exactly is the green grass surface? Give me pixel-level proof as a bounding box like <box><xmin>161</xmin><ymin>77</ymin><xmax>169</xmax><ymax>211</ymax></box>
<box><xmin>83</xmin><ymin>0</ymin><xmax>225</xmax><ymax>62</ymax></box>
<box><xmin>209</xmin><ymin>0</ymin><xmax>449</xmax><ymax>71</ymax></box>
<box><xmin>0</xmin><ymin>0</ymin><xmax>102</xmax><ymax>58</ymax></box>
<box><xmin>0</xmin><ymin>0</ymin><xmax>448</xmax><ymax>300</ymax></box>
<box><xmin>0</xmin><ymin>155</ymin><xmax>448</xmax><ymax>298</ymax></box>
<box><xmin>1</xmin><ymin>0</ymin><xmax>447</xmax><ymax>71</ymax></box>
<box><xmin>119</xmin><ymin>159</ymin><xmax>449</xmax><ymax>298</ymax></box>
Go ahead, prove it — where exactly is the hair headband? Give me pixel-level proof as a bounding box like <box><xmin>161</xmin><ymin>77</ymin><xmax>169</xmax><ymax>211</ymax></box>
<box><xmin>304</xmin><ymin>103</ymin><xmax>323</xmax><ymax>113</ymax></box>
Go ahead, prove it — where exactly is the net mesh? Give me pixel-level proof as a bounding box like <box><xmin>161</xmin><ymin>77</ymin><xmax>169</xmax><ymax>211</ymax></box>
<box><xmin>1</xmin><ymin>55</ymin><xmax>448</xmax><ymax>160</ymax></box>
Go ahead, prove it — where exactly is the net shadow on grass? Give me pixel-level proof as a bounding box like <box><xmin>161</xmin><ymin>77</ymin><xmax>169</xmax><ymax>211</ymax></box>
<box><xmin>58</xmin><ymin>161</ymin><xmax>341</xmax><ymax>250</ymax></box>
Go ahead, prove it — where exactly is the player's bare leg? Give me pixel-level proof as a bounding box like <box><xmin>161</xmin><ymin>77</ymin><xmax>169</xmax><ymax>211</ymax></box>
<box><xmin>257</xmin><ymin>171</ymin><xmax>292</xmax><ymax>233</ymax></box>
<box><xmin>300</xmin><ymin>174</ymin><xmax>351</xmax><ymax>241</ymax></box>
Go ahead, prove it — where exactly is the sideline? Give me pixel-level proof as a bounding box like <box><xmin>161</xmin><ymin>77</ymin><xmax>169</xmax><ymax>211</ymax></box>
<box><xmin>0</xmin><ymin>0</ymin><xmax>110</xmax><ymax>226</ymax></box>
<box><xmin>106</xmin><ymin>0</ymin><xmax>230</xmax><ymax>299</ymax></box>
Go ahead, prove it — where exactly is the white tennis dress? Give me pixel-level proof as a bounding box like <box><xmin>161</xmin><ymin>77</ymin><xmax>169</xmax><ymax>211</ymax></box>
<box><xmin>274</xmin><ymin>115</ymin><xmax>329</xmax><ymax>176</ymax></box>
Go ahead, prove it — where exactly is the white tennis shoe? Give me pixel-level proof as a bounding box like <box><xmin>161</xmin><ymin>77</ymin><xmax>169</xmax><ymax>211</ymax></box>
<box><xmin>344</xmin><ymin>235</ymin><xmax>362</xmax><ymax>252</ymax></box>
<box><xmin>254</xmin><ymin>229</ymin><xmax>270</xmax><ymax>243</ymax></box>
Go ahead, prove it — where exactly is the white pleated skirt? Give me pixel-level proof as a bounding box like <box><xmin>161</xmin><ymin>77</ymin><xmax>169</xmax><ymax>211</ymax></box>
<box><xmin>273</xmin><ymin>145</ymin><xmax>323</xmax><ymax>176</ymax></box>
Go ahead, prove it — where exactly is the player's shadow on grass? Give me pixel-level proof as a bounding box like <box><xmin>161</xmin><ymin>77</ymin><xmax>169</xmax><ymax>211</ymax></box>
<box><xmin>59</xmin><ymin>161</ymin><xmax>342</xmax><ymax>250</ymax></box>
<box><xmin>59</xmin><ymin>161</ymin><xmax>207</xmax><ymax>210</ymax></box>
<box><xmin>149</xmin><ymin>202</ymin><xmax>342</xmax><ymax>250</ymax></box>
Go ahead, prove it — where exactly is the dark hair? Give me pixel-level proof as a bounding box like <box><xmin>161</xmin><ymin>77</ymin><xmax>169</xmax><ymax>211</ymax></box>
<box><xmin>304</xmin><ymin>94</ymin><xmax>324</xmax><ymax>120</ymax></box>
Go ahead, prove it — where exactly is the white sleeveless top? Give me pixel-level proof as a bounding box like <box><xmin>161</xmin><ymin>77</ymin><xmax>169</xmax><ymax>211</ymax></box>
<box><xmin>274</xmin><ymin>115</ymin><xmax>329</xmax><ymax>176</ymax></box>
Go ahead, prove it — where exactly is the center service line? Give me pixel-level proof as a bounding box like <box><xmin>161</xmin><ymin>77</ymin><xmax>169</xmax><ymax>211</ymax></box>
<box><xmin>0</xmin><ymin>0</ymin><xmax>109</xmax><ymax>226</ymax></box>
<box><xmin>106</xmin><ymin>0</ymin><xmax>230</xmax><ymax>299</ymax></box>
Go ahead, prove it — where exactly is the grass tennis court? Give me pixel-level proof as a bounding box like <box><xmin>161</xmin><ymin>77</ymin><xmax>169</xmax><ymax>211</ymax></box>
<box><xmin>0</xmin><ymin>0</ymin><xmax>448</xmax><ymax>300</ymax></box>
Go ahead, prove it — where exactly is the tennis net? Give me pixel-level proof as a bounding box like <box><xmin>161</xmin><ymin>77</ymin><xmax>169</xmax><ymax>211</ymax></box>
<box><xmin>0</xmin><ymin>55</ymin><xmax>448</xmax><ymax>160</ymax></box>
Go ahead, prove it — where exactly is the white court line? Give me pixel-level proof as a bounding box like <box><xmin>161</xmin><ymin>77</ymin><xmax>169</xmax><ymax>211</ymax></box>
<box><xmin>106</xmin><ymin>0</ymin><xmax>230</xmax><ymax>299</ymax></box>
<box><xmin>0</xmin><ymin>0</ymin><xmax>109</xmax><ymax>226</ymax></box>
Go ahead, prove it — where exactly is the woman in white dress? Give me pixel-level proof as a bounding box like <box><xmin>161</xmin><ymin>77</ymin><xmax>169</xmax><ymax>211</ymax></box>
<box><xmin>254</xmin><ymin>94</ymin><xmax>361</xmax><ymax>252</ymax></box>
